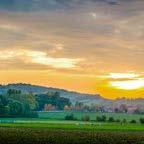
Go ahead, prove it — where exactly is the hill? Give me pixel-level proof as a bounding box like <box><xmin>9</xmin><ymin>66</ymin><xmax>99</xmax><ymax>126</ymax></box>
<box><xmin>0</xmin><ymin>83</ymin><xmax>143</xmax><ymax>106</ymax></box>
<box><xmin>0</xmin><ymin>83</ymin><xmax>105</xmax><ymax>104</ymax></box>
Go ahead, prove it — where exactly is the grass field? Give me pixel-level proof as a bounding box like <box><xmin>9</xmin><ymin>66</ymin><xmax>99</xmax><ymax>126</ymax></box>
<box><xmin>38</xmin><ymin>111</ymin><xmax>144</xmax><ymax>122</ymax></box>
<box><xmin>0</xmin><ymin>111</ymin><xmax>143</xmax><ymax>132</ymax></box>
<box><xmin>0</xmin><ymin>111</ymin><xmax>143</xmax><ymax>124</ymax></box>
<box><xmin>0</xmin><ymin>121</ymin><xmax>144</xmax><ymax>132</ymax></box>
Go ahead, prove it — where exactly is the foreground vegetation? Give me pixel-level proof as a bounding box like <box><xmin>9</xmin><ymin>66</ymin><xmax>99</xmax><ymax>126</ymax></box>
<box><xmin>0</xmin><ymin>128</ymin><xmax>143</xmax><ymax>144</ymax></box>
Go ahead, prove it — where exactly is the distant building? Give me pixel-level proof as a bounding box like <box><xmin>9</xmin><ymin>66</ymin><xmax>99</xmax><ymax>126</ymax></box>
<box><xmin>127</xmin><ymin>106</ymin><xmax>137</xmax><ymax>113</ymax></box>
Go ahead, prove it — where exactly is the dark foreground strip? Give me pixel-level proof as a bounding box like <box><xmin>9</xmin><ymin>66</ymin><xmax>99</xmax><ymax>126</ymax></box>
<box><xmin>0</xmin><ymin>128</ymin><xmax>143</xmax><ymax>144</ymax></box>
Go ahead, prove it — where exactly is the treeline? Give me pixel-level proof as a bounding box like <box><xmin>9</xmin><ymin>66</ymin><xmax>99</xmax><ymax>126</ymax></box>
<box><xmin>35</xmin><ymin>92</ymin><xmax>71</xmax><ymax>111</ymax></box>
<box><xmin>0</xmin><ymin>89</ymin><xmax>71</xmax><ymax>118</ymax></box>
<box><xmin>64</xmin><ymin>102</ymin><xmax>144</xmax><ymax>114</ymax></box>
<box><xmin>65</xmin><ymin>113</ymin><xmax>144</xmax><ymax>124</ymax></box>
<box><xmin>0</xmin><ymin>89</ymin><xmax>37</xmax><ymax>117</ymax></box>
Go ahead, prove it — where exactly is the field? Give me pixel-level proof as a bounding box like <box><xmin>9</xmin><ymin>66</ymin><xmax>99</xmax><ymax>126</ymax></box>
<box><xmin>0</xmin><ymin>112</ymin><xmax>144</xmax><ymax>144</ymax></box>
<box><xmin>38</xmin><ymin>111</ymin><xmax>143</xmax><ymax>122</ymax></box>
<box><xmin>0</xmin><ymin>121</ymin><xmax>144</xmax><ymax>132</ymax></box>
<box><xmin>0</xmin><ymin>111</ymin><xmax>143</xmax><ymax>131</ymax></box>
<box><xmin>0</xmin><ymin>128</ymin><xmax>144</xmax><ymax>144</ymax></box>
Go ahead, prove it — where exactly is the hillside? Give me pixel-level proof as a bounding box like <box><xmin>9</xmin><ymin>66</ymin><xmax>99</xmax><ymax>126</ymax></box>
<box><xmin>0</xmin><ymin>83</ymin><xmax>105</xmax><ymax>104</ymax></box>
<box><xmin>0</xmin><ymin>83</ymin><xmax>143</xmax><ymax>106</ymax></box>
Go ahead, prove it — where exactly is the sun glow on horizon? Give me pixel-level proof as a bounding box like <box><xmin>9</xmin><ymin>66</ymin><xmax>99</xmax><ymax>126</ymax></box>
<box><xmin>110</xmin><ymin>78</ymin><xmax>144</xmax><ymax>90</ymax></box>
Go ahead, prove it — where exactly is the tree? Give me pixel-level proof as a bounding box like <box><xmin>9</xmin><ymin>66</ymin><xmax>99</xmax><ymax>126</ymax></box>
<box><xmin>0</xmin><ymin>90</ymin><xmax>38</xmax><ymax>117</ymax></box>
<box><xmin>65</xmin><ymin>113</ymin><xmax>76</xmax><ymax>121</ymax></box>
<box><xmin>7</xmin><ymin>89</ymin><xmax>21</xmax><ymax>96</ymax></box>
<box><xmin>140</xmin><ymin>118</ymin><xmax>144</xmax><ymax>124</ymax></box>
<box><xmin>108</xmin><ymin>117</ymin><xmax>115</xmax><ymax>122</ymax></box>
<box><xmin>0</xmin><ymin>95</ymin><xmax>9</xmax><ymax>116</ymax></box>
<box><xmin>130</xmin><ymin>120</ymin><xmax>137</xmax><ymax>124</ymax></box>
<box><xmin>81</xmin><ymin>115</ymin><xmax>90</xmax><ymax>121</ymax></box>
<box><xmin>9</xmin><ymin>100</ymin><xmax>23</xmax><ymax>116</ymax></box>
<box><xmin>96</xmin><ymin>115</ymin><xmax>107</xmax><ymax>122</ymax></box>
<box><xmin>122</xmin><ymin>119</ymin><xmax>127</xmax><ymax>124</ymax></box>
<box><xmin>35</xmin><ymin>92</ymin><xmax>71</xmax><ymax>111</ymax></box>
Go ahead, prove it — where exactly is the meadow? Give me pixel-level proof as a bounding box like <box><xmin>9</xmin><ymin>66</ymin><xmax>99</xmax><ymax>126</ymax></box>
<box><xmin>0</xmin><ymin>121</ymin><xmax>144</xmax><ymax>132</ymax></box>
<box><xmin>0</xmin><ymin>111</ymin><xmax>143</xmax><ymax>131</ymax></box>
<box><xmin>38</xmin><ymin>111</ymin><xmax>143</xmax><ymax>122</ymax></box>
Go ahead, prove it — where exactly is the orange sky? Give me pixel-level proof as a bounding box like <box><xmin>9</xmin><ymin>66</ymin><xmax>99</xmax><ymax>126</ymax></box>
<box><xmin>0</xmin><ymin>70</ymin><xmax>144</xmax><ymax>99</ymax></box>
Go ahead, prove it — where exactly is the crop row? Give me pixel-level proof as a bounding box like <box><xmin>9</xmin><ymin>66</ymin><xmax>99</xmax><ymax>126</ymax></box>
<box><xmin>0</xmin><ymin>128</ymin><xmax>144</xmax><ymax>144</ymax></box>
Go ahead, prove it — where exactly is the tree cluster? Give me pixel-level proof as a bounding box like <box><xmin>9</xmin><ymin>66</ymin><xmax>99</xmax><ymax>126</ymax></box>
<box><xmin>35</xmin><ymin>92</ymin><xmax>71</xmax><ymax>111</ymax></box>
<box><xmin>0</xmin><ymin>89</ymin><xmax>37</xmax><ymax>117</ymax></box>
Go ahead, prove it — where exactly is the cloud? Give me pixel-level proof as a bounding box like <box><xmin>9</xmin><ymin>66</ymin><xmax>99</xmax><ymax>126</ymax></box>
<box><xmin>0</xmin><ymin>50</ymin><xmax>82</xmax><ymax>69</ymax></box>
<box><xmin>0</xmin><ymin>0</ymin><xmax>144</xmax><ymax>73</ymax></box>
<box><xmin>26</xmin><ymin>50</ymin><xmax>82</xmax><ymax>68</ymax></box>
<box><xmin>107</xmin><ymin>73</ymin><xmax>139</xmax><ymax>79</ymax></box>
<box><xmin>0</xmin><ymin>0</ymin><xmax>135</xmax><ymax>11</ymax></box>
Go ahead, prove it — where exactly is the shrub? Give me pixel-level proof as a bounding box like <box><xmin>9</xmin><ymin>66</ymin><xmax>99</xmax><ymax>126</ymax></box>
<box><xmin>116</xmin><ymin>119</ymin><xmax>121</xmax><ymax>123</ymax></box>
<box><xmin>81</xmin><ymin>115</ymin><xmax>90</xmax><ymax>121</ymax></box>
<box><xmin>108</xmin><ymin>117</ymin><xmax>115</xmax><ymax>122</ymax></box>
<box><xmin>24</xmin><ymin>111</ymin><xmax>38</xmax><ymax>118</ymax></box>
<box><xmin>140</xmin><ymin>118</ymin><xmax>144</xmax><ymax>124</ymax></box>
<box><xmin>122</xmin><ymin>119</ymin><xmax>127</xmax><ymax>123</ymax></box>
<box><xmin>96</xmin><ymin>115</ymin><xmax>106</xmax><ymax>122</ymax></box>
<box><xmin>130</xmin><ymin>120</ymin><xmax>137</xmax><ymax>124</ymax></box>
<box><xmin>65</xmin><ymin>113</ymin><xmax>76</xmax><ymax>121</ymax></box>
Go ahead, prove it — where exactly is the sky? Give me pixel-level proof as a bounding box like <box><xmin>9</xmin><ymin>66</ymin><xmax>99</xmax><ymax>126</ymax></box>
<box><xmin>0</xmin><ymin>0</ymin><xmax>144</xmax><ymax>99</ymax></box>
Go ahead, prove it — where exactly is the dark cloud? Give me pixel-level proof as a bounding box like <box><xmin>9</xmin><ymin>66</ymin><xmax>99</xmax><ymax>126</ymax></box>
<box><xmin>0</xmin><ymin>0</ymin><xmax>136</xmax><ymax>11</ymax></box>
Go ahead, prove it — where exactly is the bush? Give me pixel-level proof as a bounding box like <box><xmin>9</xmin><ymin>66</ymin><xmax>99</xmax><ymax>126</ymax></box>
<box><xmin>122</xmin><ymin>119</ymin><xmax>127</xmax><ymax>123</ymax></box>
<box><xmin>96</xmin><ymin>115</ymin><xmax>106</xmax><ymax>122</ymax></box>
<box><xmin>108</xmin><ymin>117</ymin><xmax>115</xmax><ymax>122</ymax></box>
<box><xmin>24</xmin><ymin>111</ymin><xmax>38</xmax><ymax>118</ymax></box>
<box><xmin>81</xmin><ymin>115</ymin><xmax>90</xmax><ymax>121</ymax></box>
<box><xmin>65</xmin><ymin>113</ymin><xmax>76</xmax><ymax>121</ymax></box>
<box><xmin>130</xmin><ymin>120</ymin><xmax>137</xmax><ymax>124</ymax></box>
<box><xmin>140</xmin><ymin>118</ymin><xmax>144</xmax><ymax>124</ymax></box>
<box><xmin>116</xmin><ymin>119</ymin><xmax>121</xmax><ymax>123</ymax></box>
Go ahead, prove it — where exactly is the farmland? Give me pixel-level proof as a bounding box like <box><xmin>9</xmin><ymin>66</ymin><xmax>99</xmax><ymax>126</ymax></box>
<box><xmin>0</xmin><ymin>111</ymin><xmax>143</xmax><ymax>143</ymax></box>
<box><xmin>0</xmin><ymin>127</ymin><xmax>143</xmax><ymax>144</ymax></box>
<box><xmin>0</xmin><ymin>111</ymin><xmax>143</xmax><ymax>131</ymax></box>
<box><xmin>0</xmin><ymin>121</ymin><xmax>144</xmax><ymax>132</ymax></box>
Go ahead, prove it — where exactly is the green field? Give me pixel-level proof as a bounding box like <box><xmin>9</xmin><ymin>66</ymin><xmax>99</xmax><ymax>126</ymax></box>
<box><xmin>0</xmin><ymin>111</ymin><xmax>143</xmax><ymax>132</ymax></box>
<box><xmin>0</xmin><ymin>111</ymin><xmax>143</xmax><ymax>124</ymax></box>
<box><xmin>38</xmin><ymin>111</ymin><xmax>144</xmax><ymax>122</ymax></box>
<box><xmin>0</xmin><ymin>121</ymin><xmax>144</xmax><ymax>132</ymax></box>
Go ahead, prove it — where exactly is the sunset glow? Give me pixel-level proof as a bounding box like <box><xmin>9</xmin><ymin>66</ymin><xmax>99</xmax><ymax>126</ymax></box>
<box><xmin>110</xmin><ymin>79</ymin><xmax>144</xmax><ymax>90</ymax></box>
